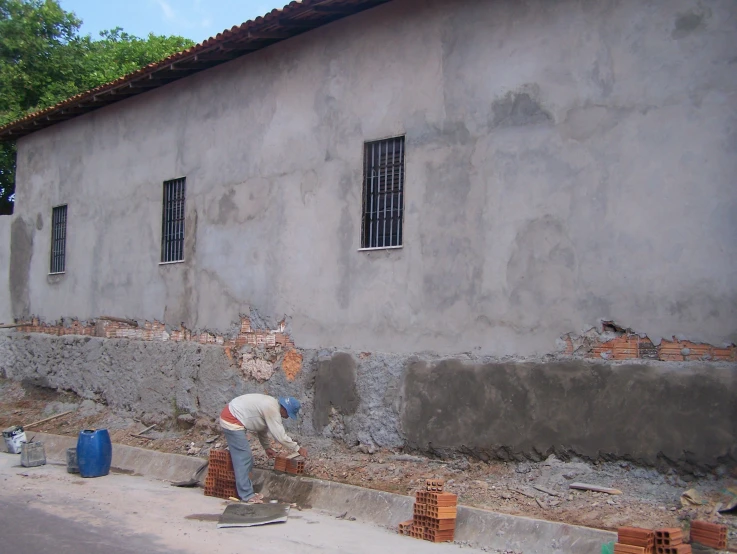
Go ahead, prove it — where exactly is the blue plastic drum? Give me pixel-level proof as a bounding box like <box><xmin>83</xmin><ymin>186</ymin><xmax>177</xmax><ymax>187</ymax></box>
<box><xmin>76</xmin><ymin>429</ymin><xmax>112</xmax><ymax>478</ymax></box>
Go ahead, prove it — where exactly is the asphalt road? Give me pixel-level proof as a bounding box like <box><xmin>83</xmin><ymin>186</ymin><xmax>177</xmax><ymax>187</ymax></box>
<box><xmin>0</xmin><ymin>453</ymin><xmax>479</xmax><ymax>554</ymax></box>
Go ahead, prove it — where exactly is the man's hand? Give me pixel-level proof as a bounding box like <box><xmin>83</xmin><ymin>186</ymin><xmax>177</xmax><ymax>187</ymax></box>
<box><xmin>265</xmin><ymin>448</ymin><xmax>277</xmax><ymax>459</ymax></box>
<box><xmin>298</xmin><ymin>447</ymin><xmax>308</xmax><ymax>459</ymax></box>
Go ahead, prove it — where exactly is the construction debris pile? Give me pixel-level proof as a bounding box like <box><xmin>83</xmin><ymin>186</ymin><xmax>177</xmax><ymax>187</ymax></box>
<box><xmin>614</xmin><ymin>521</ymin><xmax>728</xmax><ymax>554</ymax></box>
<box><xmin>398</xmin><ymin>479</ymin><xmax>458</xmax><ymax>543</ymax></box>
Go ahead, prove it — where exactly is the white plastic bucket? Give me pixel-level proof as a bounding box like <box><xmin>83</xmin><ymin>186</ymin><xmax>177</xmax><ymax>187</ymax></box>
<box><xmin>2</xmin><ymin>426</ymin><xmax>27</xmax><ymax>454</ymax></box>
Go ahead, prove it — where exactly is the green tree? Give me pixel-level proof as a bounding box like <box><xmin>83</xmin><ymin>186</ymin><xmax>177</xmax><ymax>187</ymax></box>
<box><xmin>0</xmin><ymin>0</ymin><xmax>193</xmax><ymax>214</ymax></box>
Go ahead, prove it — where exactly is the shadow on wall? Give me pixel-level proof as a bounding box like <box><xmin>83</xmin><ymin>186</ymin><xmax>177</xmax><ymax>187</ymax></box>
<box><xmin>401</xmin><ymin>359</ymin><xmax>737</xmax><ymax>471</ymax></box>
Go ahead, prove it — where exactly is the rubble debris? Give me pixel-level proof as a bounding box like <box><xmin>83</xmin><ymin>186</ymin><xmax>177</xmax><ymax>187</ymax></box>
<box><xmin>533</xmin><ymin>484</ymin><xmax>561</xmax><ymax>497</ymax></box>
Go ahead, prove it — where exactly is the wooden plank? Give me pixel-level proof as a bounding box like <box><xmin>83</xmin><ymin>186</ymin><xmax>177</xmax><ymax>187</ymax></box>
<box><xmin>130</xmin><ymin>433</ymin><xmax>155</xmax><ymax>440</ymax></box>
<box><xmin>569</xmin><ymin>482</ymin><xmax>622</xmax><ymax>495</ymax></box>
<box><xmin>25</xmin><ymin>410</ymin><xmax>75</xmax><ymax>428</ymax></box>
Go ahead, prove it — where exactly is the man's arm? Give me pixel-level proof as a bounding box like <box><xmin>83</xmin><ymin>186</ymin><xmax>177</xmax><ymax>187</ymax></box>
<box><xmin>256</xmin><ymin>430</ymin><xmax>272</xmax><ymax>452</ymax></box>
<box><xmin>263</xmin><ymin>410</ymin><xmax>300</xmax><ymax>454</ymax></box>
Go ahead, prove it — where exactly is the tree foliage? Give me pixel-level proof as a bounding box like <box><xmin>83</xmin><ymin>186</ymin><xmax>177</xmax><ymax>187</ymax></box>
<box><xmin>0</xmin><ymin>0</ymin><xmax>194</xmax><ymax>214</ymax></box>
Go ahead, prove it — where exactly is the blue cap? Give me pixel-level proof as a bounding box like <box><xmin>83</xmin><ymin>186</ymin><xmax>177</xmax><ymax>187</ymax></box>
<box><xmin>278</xmin><ymin>396</ymin><xmax>301</xmax><ymax>419</ymax></box>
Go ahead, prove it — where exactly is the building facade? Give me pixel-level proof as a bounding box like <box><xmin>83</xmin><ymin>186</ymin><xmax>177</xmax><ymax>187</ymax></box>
<box><xmin>1</xmin><ymin>0</ymin><xmax>736</xmax><ymax>467</ymax></box>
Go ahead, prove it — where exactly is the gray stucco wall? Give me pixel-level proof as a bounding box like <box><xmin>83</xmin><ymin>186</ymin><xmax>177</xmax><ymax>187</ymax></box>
<box><xmin>0</xmin><ymin>216</ymin><xmax>11</xmax><ymax>323</ymax></box>
<box><xmin>9</xmin><ymin>0</ymin><xmax>737</xmax><ymax>356</ymax></box>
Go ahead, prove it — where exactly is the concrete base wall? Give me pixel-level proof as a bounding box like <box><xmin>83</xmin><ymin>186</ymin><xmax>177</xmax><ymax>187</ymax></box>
<box><xmin>2</xmin><ymin>333</ymin><xmax>734</xmax><ymax>471</ymax></box>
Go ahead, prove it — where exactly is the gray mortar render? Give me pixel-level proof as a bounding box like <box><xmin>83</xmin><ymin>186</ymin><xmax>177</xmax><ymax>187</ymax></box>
<box><xmin>5</xmin><ymin>0</ymin><xmax>737</xmax><ymax>355</ymax></box>
<box><xmin>1</xmin><ymin>334</ymin><xmax>735</xmax><ymax>471</ymax></box>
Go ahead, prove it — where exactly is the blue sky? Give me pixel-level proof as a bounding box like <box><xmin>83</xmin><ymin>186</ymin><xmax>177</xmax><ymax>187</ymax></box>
<box><xmin>59</xmin><ymin>1</ymin><xmax>287</xmax><ymax>44</ymax></box>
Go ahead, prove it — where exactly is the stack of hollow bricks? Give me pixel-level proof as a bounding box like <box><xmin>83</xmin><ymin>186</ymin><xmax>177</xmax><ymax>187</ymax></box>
<box><xmin>16</xmin><ymin>316</ymin><xmax>303</xmax><ymax>378</ymax></box>
<box><xmin>690</xmin><ymin>521</ymin><xmax>728</xmax><ymax>550</ymax></box>
<box><xmin>273</xmin><ymin>454</ymin><xmax>305</xmax><ymax>475</ymax></box>
<box><xmin>561</xmin><ymin>333</ymin><xmax>736</xmax><ymax>362</ymax></box>
<box><xmin>204</xmin><ymin>449</ymin><xmax>239</xmax><ymax>500</ymax></box>
<box><xmin>398</xmin><ymin>479</ymin><xmax>457</xmax><ymax>543</ymax></box>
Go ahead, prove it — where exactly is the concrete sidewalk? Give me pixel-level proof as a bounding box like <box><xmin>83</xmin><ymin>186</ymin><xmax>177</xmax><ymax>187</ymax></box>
<box><xmin>0</xmin><ymin>452</ymin><xmax>476</xmax><ymax>554</ymax></box>
<box><xmin>34</xmin><ymin>432</ymin><xmax>615</xmax><ymax>553</ymax></box>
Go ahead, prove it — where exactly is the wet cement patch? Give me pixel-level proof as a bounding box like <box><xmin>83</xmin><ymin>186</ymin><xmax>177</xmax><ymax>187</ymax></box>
<box><xmin>401</xmin><ymin>359</ymin><xmax>737</xmax><ymax>469</ymax></box>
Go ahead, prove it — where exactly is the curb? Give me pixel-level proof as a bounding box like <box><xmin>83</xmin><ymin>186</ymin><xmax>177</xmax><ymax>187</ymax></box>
<box><xmin>33</xmin><ymin>433</ymin><xmax>615</xmax><ymax>553</ymax></box>
<box><xmin>252</xmin><ymin>469</ymin><xmax>616</xmax><ymax>553</ymax></box>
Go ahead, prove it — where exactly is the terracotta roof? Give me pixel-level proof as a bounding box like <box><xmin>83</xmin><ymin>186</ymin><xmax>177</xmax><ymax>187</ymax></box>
<box><xmin>0</xmin><ymin>0</ymin><xmax>391</xmax><ymax>141</ymax></box>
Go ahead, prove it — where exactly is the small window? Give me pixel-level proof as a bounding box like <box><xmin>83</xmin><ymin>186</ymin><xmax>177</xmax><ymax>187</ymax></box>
<box><xmin>50</xmin><ymin>204</ymin><xmax>67</xmax><ymax>274</ymax></box>
<box><xmin>361</xmin><ymin>136</ymin><xmax>405</xmax><ymax>249</ymax></box>
<box><xmin>161</xmin><ymin>177</ymin><xmax>186</xmax><ymax>263</ymax></box>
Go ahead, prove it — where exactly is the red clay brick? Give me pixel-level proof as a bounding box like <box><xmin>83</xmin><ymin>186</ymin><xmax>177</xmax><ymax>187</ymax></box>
<box><xmin>398</xmin><ymin>520</ymin><xmax>413</xmax><ymax>535</ymax></box>
<box><xmin>690</xmin><ymin>520</ymin><xmax>727</xmax><ymax>535</ymax></box>
<box><xmin>426</xmin><ymin>492</ymin><xmax>458</xmax><ymax>507</ymax></box>
<box><xmin>614</xmin><ymin>544</ymin><xmax>646</xmax><ymax>554</ymax></box>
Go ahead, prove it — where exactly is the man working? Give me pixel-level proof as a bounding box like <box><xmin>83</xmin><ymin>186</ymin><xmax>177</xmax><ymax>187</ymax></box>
<box><xmin>220</xmin><ymin>393</ymin><xmax>308</xmax><ymax>504</ymax></box>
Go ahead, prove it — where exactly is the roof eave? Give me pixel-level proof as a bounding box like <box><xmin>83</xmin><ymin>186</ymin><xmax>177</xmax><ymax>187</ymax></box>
<box><xmin>0</xmin><ymin>0</ymin><xmax>392</xmax><ymax>141</ymax></box>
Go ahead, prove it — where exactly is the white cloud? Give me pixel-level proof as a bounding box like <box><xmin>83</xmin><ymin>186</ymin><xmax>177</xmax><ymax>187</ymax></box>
<box><xmin>155</xmin><ymin>0</ymin><xmax>176</xmax><ymax>21</ymax></box>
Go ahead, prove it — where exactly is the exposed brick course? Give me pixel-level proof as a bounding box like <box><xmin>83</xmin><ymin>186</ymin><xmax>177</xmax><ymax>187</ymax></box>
<box><xmin>15</xmin><ymin>315</ymin><xmax>303</xmax><ymax>380</ymax></box>
<box><xmin>563</xmin><ymin>325</ymin><xmax>736</xmax><ymax>363</ymax></box>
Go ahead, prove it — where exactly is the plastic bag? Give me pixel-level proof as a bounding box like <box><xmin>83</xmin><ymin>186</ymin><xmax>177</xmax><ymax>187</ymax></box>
<box><xmin>601</xmin><ymin>542</ymin><xmax>614</xmax><ymax>554</ymax></box>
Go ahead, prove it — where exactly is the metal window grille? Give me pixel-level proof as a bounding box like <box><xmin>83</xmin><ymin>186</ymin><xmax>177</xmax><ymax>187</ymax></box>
<box><xmin>161</xmin><ymin>178</ymin><xmax>186</xmax><ymax>263</ymax></box>
<box><xmin>50</xmin><ymin>205</ymin><xmax>67</xmax><ymax>273</ymax></box>
<box><xmin>361</xmin><ymin>136</ymin><xmax>405</xmax><ymax>249</ymax></box>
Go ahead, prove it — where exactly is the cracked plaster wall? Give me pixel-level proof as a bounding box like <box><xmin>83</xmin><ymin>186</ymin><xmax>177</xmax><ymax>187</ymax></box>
<box><xmin>0</xmin><ymin>217</ymin><xmax>11</xmax><ymax>323</ymax></box>
<box><xmin>8</xmin><ymin>0</ymin><xmax>737</xmax><ymax>356</ymax></box>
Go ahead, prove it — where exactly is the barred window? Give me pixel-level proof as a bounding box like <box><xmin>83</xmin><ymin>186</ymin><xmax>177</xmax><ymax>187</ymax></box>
<box><xmin>361</xmin><ymin>136</ymin><xmax>405</xmax><ymax>249</ymax></box>
<box><xmin>50</xmin><ymin>205</ymin><xmax>67</xmax><ymax>274</ymax></box>
<box><xmin>161</xmin><ymin>177</ymin><xmax>186</xmax><ymax>263</ymax></box>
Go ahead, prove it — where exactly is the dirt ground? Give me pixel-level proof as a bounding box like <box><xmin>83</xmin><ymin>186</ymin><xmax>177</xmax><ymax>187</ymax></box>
<box><xmin>1</xmin><ymin>378</ymin><xmax>735</xmax><ymax>549</ymax></box>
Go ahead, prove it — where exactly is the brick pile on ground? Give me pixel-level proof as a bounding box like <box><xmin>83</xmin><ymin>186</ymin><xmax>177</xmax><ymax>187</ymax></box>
<box><xmin>690</xmin><ymin>521</ymin><xmax>727</xmax><ymax>550</ymax></box>
<box><xmin>398</xmin><ymin>479</ymin><xmax>457</xmax><ymax>543</ymax></box>
<box><xmin>614</xmin><ymin>521</ymin><xmax>732</xmax><ymax>554</ymax></box>
<box><xmin>204</xmin><ymin>449</ymin><xmax>238</xmax><ymax>500</ymax></box>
